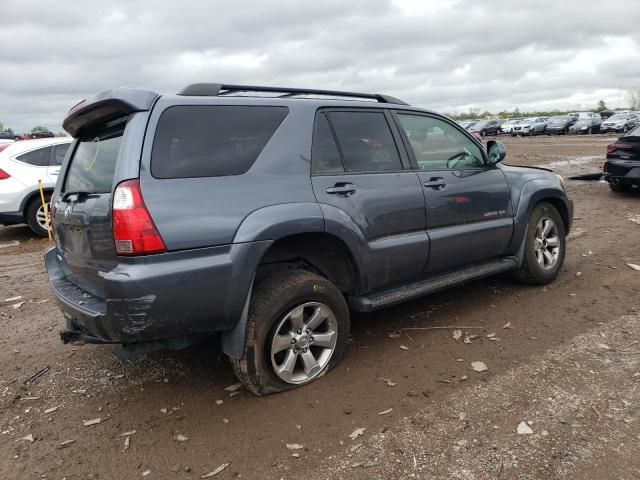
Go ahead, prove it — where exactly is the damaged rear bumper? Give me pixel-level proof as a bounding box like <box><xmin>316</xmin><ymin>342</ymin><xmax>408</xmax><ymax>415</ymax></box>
<box><xmin>45</xmin><ymin>241</ymin><xmax>272</xmax><ymax>345</ymax></box>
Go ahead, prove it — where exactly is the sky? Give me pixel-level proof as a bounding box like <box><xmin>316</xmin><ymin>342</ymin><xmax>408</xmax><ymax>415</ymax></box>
<box><xmin>1</xmin><ymin>0</ymin><xmax>639</xmax><ymax>133</ymax></box>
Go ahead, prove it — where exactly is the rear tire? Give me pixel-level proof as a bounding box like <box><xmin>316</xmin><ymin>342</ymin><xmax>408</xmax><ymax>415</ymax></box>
<box><xmin>25</xmin><ymin>195</ymin><xmax>51</xmax><ymax>237</ymax></box>
<box><xmin>513</xmin><ymin>202</ymin><xmax>566</xmax><ymax>285</ymax></box>
<box><xmin>609</xmin><ymin>181</ymin><xmax>632</xmax><ymax>192</ymax></box>
<box><xmin>230</xmin><ymin>270</ymin><xmax>350</xmax><ymax>396</ymax></box>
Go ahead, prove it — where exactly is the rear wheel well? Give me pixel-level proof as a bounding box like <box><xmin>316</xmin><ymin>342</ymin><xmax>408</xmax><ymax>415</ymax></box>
<box><xmin>256</xmin><ymin>233</ymin><xmax>360</xmax><ymax>294</ymax></box>
<box><xmin>537</xmin><ymin>198</ymin><xmax>570</xmax><ymax>234</ymax></box>
<box><xmin>22</xmin><ymin>189</ymin><xmax>52</xmax><ymax>216</ymax></box>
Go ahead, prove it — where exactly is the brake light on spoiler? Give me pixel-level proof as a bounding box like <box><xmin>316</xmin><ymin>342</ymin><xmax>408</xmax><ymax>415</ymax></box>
<box><xmin>112</xmin><ymin>179</ymin><xmax>166</xmax><ymax>256</ymax></box>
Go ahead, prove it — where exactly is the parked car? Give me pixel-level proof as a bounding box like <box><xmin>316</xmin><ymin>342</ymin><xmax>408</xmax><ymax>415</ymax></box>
<box><xmin>469</xmin><ymin>119</ymin><xmax>502</xmax><ymax>136</ymax></box>
<box><xmin>545</xmin><ymin>115</ymin><xmax>578</xmax><ymax>135</ymax></box>
<box><xmin>569</xmin><ymin>113</ymin><xmax>602</xmax><ymax>134</ymax></box>
<box><xmin>500</xmin><ymin>119</ymin><xmax>522</xmax><ymax>134</ymax></box>
<box><xmin>458</xmin><ymin>120</ymin><xmax>476</xmax><ymax>130</ymax></box>
<box><xmin>512</xmin><ymin>117</ymin><xmax>547</xmax><ymax>136</ymax></box>
<box><xmin>45</xmin><ymin>84</ymin><xmax>572</xmax><ymax>395</ymax></box>
<box><xmin>603</xmin><ymin>124</ymin><xmax>640</xmax><ymax>192</ymax></box>
<box><xmin>0</xmin><ymin>130</ymin><xmax>17</xmax><ymax>141</ymax></box>
<box><xmin>28</xmin><ymin>130</ymin><xmax>55</xmax><ymax>139</ymax></box>
<box><xmin>0</xmin><ymin>138</ymin><xmax>72</xmax><ymax>235</ymax></box>
<box><xmin>600</xmin><ymin>113</ymin><xmax>638</xmax><ymax>133</ymax></box>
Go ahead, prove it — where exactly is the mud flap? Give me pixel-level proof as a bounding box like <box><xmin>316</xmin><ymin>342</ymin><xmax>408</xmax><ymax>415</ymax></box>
<box><xmin>221</xmin><ymin>276</ymin><xmax>254</xmax><ymax>359</ymax></box>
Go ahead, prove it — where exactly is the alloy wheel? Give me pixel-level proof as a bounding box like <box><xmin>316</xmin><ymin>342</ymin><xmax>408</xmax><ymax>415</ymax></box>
<box><xmin>534</xmin><ymin>216</ymin><xmax>560</xmax><ymax>270</ymax></box>
<box><xmin>270</xmin><ymin>302</ymin><xmax>338</xmax><ymax>385</ymax></box>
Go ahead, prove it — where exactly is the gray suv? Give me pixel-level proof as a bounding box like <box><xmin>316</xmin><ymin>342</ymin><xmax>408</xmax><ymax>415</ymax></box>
<box><xmin>45</xmin><ymin>84</ymin><xmax>572</xmax><ymax>395</ymax></box>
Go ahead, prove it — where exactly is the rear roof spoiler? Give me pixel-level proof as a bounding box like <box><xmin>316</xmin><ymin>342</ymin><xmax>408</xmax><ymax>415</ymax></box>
<box><xmin>63</xmin><ymin>87</ymin><xmax>159</xmax><ymax>138</ymax></box>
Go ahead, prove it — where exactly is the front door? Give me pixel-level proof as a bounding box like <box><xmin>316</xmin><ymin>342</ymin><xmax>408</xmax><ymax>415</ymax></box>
<box><xmin>311</xmin><ymin>109</ymin><xmax>428</xmax><ymax>292</ymax></box>
<box><xmin>393</xmin><ymin>112</ymin><xmax>513</xmax><ymax>273</ymax></box>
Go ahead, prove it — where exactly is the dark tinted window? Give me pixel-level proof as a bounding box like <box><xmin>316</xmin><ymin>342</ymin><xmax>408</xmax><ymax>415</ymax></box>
<box><xmin>64</xmin><ymin>122</ymin><xmax>124</xmax><ymax>193</ymax></box>
<box><xmin>52</xmin><ymin>143</ymin><xmax>70</xmax><ymax>165</ymax></box>
<box><xmin>312</xmin><ymin>113</ymin><xmax>343</xmax><ymax>174</ymax></box>
<box><xmin>152</xmin><ymin>105</ymin><xmax>288</xmax><ymax>178</ymax></box>
<box><xmin>327</xmin><ymin>111</ymin><xmax>402</xmax><ymax>172</ymax></box>
<box><xmin>17</xmin><ymin>146</ymin><xmax>51</xmax><ymax>166</ymax></box>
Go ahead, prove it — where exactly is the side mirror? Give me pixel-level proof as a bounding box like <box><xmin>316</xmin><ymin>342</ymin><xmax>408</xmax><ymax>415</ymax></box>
<box><xmin>486</xmin><ymin>140</ymin><xmax>506</xmax><ymax>165</ymax></box>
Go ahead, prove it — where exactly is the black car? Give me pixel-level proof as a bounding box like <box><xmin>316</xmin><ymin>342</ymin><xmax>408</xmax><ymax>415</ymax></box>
<box><xmin>469</xmin><ymin>119</ymin><xmax>501</xmax><ymax>136</ymax></box>
<box><xmin>544</xmin><ymin>116</ymin><xmax>577</xmax><ymax>135</ymax></box>
<box><xmin>29</xmin><ymin>130</ymin><xmax>55</xmax><ymax>139</ymax></box>
<box><xmin>603</xmin><ymin>125</ymin><xmax>640</xmax><ymax>192</ymax></box>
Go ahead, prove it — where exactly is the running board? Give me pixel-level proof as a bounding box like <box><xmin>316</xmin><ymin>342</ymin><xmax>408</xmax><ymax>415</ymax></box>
<box><xmin>349</xmin><ymin>258</ymin><xmax>517</xmax><ymax>312</ymax></box>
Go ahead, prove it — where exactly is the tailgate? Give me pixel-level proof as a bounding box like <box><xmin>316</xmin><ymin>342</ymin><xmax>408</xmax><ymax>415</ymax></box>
<box><xmin>53</xmin><ymin>117</ymin><xmax>128</xmax><ymax>297</ymax></box>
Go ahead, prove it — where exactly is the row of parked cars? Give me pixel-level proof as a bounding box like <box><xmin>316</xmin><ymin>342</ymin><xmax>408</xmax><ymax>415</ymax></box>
<box><xmin>459</xmin><ymin>111</ymin><xmax>639</xmax><ymax>137</ymax></box>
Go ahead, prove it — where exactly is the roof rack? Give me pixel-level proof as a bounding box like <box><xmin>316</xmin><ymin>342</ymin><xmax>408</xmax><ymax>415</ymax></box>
<box><xmin>177</xmin><ymin>83</ymin><xmax>408</xmax><ymax>105</ymax></box>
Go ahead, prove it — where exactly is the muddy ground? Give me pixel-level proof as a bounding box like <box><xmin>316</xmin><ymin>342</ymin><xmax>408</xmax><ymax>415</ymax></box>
<box><xmin>0</xmin><ymin>134</ymin><xmax>638</xmax><ymax>479</ymax></box>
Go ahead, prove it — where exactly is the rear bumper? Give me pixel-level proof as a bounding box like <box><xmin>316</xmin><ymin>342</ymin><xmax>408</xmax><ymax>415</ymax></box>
<box><xmin>604</xmin><ymin>160</ymin><xmax>640</xmax><ymax>183</ymax></box>
<box><xmin>45</xmin><ymin>240</ymin><xmax>272</xmax><ymax>344</ymax></box>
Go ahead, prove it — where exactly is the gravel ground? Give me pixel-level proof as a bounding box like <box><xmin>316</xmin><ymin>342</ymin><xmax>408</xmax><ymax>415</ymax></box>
<box><xmin>0</xmin><ymin>134</ymin><xmax>639</xmax><ymax>479</ymax></box>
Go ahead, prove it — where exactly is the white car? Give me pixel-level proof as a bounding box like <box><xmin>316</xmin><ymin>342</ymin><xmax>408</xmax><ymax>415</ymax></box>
<box><xmin>0</xmin><ymin>138</ymin><xmax>72</xmax><ymax>236</ymax></box>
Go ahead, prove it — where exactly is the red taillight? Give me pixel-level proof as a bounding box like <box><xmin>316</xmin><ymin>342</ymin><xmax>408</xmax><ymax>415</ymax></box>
<box><xmin>0</xmin><ymin>168</ymin><xmax>10</xmax><ymax>180</ymax></box>
<box><xmin>603</xmin><ymin>162</ymin><xmax>608</xmax><ymax>172</ymax></box>
<box><xmin>607</xmin><ymin>143</ymin><xmax>633</xmax><ymax>154</ymax></box>
<box><xmin>112</xmin><ymin>179</ymin><xmax>166</xmax><ymax>256</ymax></box>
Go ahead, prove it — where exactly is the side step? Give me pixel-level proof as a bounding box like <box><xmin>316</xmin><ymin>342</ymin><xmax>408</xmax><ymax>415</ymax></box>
<box><xmin>349</xmin><ymin>258</ymin><xmax>517</xmax><ymax>312</ymax></box>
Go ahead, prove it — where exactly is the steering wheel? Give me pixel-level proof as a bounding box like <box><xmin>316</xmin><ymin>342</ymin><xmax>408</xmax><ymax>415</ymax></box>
<box><xmin>446</xmin><ymin>151</ymin><xmax>467</xmax><ymax>169</ymax></box>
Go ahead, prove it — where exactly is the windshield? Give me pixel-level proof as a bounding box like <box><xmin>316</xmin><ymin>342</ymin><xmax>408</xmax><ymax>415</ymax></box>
<box><xmin>549</xmin><ymin>116</ymin><xmax>567</xmax><ymax>121</ymax></box>
<box><xmin>608</xmin><ymin>114</ymin><xmax>626</xmax><ymax>121</ymax></box>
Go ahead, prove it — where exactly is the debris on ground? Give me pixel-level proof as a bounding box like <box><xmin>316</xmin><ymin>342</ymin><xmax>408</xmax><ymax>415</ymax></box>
<box><xmin>175</xmin><ymin>434</ymin><xmax>189</xmax><ymax>442</ymax></box>
<box><xmin>224</xmin><ymin>383</ymin><xmax>242</xmax><ymax>392</ymax></box>
<box><xmin>18</xmin><ymin>434</ymin><xmax>34</xmax><ymax>443</ymax></box>
<box><xmin>471</xmin><ymin>361</ymin><xmax>488</xmax><ymax>372</ymax></box>
<box><xmin>286</xmin><ymin>443</ymin><xmax>304</xmax><ymax>450</ymax></box>
<box><xmin>59</xmin><ymin>440</ymin><xmax>75</xmax><ymax>448</ymax></box>
<box><xmin>377</xmin><ymin>408</ymin><xmax>392</xmax><ymax>415</ymax></box>
<box><xmin>4</xmin><ymin>295</ymin><xmax>22</xmax><ymax>302</ymax></box>
<box><xmin>83</xmin><ymin>418</ymin><xmax>101</xmax><ymax>426</ymax></box>
<box><xmin>201</xmin><ymin>463</ymin><xmax>230</xmax><ymax>478</ymax></box>
<box><xmin>23</xmin><ymin>366</ymin><xmax>49</xmax><ymax>385</ymax></box>
<box><xmin>351</xmin><ymin>459</ymin><xmax>379</xmax><ymax>468</ymax></box>
<box><xmin>453</xmin><ymin>329</ymin><xmax>462</xmax><ymax>341</ymax></box>
<box><xmin>503</xmin><ymin>322</ymin><xmax>512</xmax><ymax>329</ymax></box>
<box><xmin>380</xmin><ymin>378</ymin><xmax>397</xmax><ymax>387</ymax></box>
<box><xmin>626</xmin><ymin>263</ymin><xmax>640</xmax><ymax>271</ymax></box>
<box><xmin>348</xmin><ymin>428</ymin><xmax>366</xmax><ymax>439</ymax></box>
<box><xmin>44</xmin><ymin>406</ymin><xmax>58</xmax><ymax>414</ymax></box>
<box><xmin>517</xmin><ymin>421</ymin><xmax>534</xmax><ymax>435</ymax></box>
<box><xmin>12</xmin><ymin>301</ymin><xmax>25</xmax><ymax>309</ymax></box>
<box><xmin>399</xmin><ymin>345</ymin><xmax>409</xmax><ymax>350</ymax></box>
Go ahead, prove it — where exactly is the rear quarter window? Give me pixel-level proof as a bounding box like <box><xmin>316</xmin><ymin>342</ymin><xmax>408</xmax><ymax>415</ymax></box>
<box><xmin>16</xmin><ymin>146</ymin><xmax>51</xmax><ymax>166</ymax></box>
<box><xmin>151</xmin><ymin>105</ymin><xmax>289</xmax><ymax>178</ymax></box>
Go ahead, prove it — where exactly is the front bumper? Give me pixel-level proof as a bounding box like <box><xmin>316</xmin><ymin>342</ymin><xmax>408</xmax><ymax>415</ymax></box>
<box><xmin>45</xmin><ymin>240</ymin><xmax>272</xmax><ymax>344</ymax></box>
<box><xmin>545</xmin><ymin>127</ymin><xmax>567</xmax><ymax>134</ymax></box>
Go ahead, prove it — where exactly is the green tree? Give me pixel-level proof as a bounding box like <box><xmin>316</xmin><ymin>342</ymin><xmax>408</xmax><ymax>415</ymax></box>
<box><xmin>627</xmin><ymin>90</ymin><xmax>640</xmax><ymax>110</ymax></box>
<box><xmin>0</xmin><ymin>121</ymin><xmax>3</xmax><ymax>131</ymax></box>
<box><xmin>595</xmin><ymin>100</ymin><xmax>608</xmax><ymax>112</ymax></box>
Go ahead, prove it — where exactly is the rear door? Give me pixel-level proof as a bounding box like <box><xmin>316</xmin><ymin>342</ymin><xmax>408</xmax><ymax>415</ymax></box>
<box><xmin>53</xmin><ymin>117</ymin><xmax>131</xmax><ymax>297</ymax></box>
<box><xmin>393</xmin><ymin>112</ymin><xmax>513</xmax><ymax>274</ymax></box>
<box><xmin>311</xmin><ymin>109</ymin><xmax>428</xmax><ymax>291</ymax></box>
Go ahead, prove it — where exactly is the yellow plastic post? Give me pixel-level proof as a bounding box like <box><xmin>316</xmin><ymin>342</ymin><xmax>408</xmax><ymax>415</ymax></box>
<box><xmin>37</xmin><ymin>179</ymin><xmax>52</xmax><ymax>241</ymax></box>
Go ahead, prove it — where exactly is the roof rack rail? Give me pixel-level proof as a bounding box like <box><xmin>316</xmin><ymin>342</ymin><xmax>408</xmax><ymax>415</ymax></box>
<box><xmin>177</xmin><ymin>83</ymin><xmax>408</xmax><ymax>105</ymax></box>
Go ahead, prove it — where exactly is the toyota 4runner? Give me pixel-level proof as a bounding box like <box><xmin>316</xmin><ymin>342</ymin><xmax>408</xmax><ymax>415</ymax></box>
<box><xmin>45</xmin><ymin>83</ymin><xmax>572</xmax><ymax>395</ymax></box>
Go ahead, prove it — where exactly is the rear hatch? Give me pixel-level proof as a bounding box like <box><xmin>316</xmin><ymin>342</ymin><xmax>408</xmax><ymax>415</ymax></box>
<box><xmin>53</xmin><ymin>116</ymin><xmax>129</xmax><ymax>297</ymax></box>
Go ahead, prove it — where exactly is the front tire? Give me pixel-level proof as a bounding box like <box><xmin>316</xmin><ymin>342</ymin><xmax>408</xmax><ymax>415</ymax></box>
<box><xmin>230</xmin><ymin>270</ymin><xmax>350</xmax><ymax>395</ymax></box>
<box><xmin>25</xmin><ymin>195</ymin><xmax>51</xmax><ymax>237</ymax></box>
<box><xmin>609</xmin><ymin>181</ymin><xmax>632</xmax><ymax>192</ymax></box>
<box><xmin>513</xmin><ymin>202</ymin><xmax>566</xmax><ymax>285</ymax></box>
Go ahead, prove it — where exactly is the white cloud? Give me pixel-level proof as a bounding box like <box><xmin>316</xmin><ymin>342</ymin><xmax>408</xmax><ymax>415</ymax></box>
<box><xmin>0</xmin><ymin>0</ymin><xmax>638</xmax><ymax>133</ymax></box>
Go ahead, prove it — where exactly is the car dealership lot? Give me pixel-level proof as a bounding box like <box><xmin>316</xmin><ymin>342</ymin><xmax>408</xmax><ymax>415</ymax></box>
<box><xmin>1</xmin><ymin>135</ymin><xmax>638</xmax><ymax>479</ymax></box>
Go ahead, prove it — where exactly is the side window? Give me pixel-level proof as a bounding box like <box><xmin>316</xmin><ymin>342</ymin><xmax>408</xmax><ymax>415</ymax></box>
<box><xmin>151</xmin><ymin>106</ymin><xmax>289</xmax><ymax>178</ymax></box>
<box><xmin>397</xmin><ymin>114</ymin><xmax>485</xmax><ymax>170</ymax></box>
<box><xmin>312</xmin><ymin>114</ymin><xmax>344</xmax><ymax>174</ymax></box>
<box><xmin>327</xmin><ymin>111</ymin><xmax>402</xmax><ymax>172</ymax></box>
<box><xmin>52</xmin><ymin>143</ymin><xmax>70</xmax><ymax>165</ymax></box>
<box><xmin>16</xmin><ymin>146</ymin><xmax>52</xmax><ymax>167</ymax></box>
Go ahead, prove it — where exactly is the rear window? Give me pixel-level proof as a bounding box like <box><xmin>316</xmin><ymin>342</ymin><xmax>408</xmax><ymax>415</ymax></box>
<box><xmin>151</xmin><ymin>105</ymin><xmax>288</xmax><ymax>178</ymax></box>
<box><xmin>63</xmin><ymin>120</ymin><xmax>125</xmax><ymax>193</ymax></box>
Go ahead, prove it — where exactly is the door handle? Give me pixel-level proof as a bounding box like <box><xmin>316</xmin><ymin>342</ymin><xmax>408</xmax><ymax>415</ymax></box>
<box><xmin>423</xmin><ymin>177</ymin><xmax>446</xmax><ymax>189</ymax></box>
<box><xmin>326</xmin><ymin>183</ymin><xmax>356</xmax><ymax>195</ymax></box>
